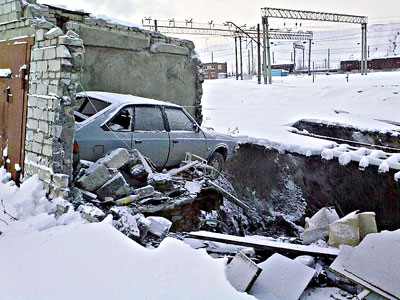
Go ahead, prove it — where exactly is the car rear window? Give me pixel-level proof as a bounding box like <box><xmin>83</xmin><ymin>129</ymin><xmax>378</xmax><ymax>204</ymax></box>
<box><xmin>74</xmin><ymin>97</ymin><xmax>111</xmax><ymax>122</ymax></box>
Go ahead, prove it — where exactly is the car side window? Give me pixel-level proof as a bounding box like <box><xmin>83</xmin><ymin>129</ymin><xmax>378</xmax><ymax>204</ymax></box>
<box><xmin>165</xmin><ymin>108</ymin><xmax>194</xmax><ymax>131</ymax></box>
<box><xmin>134</xmin><ymin>106</ymin><xmax>165</xmax><ymax>132</ymax></box>
<box><xmin>107</xmin><ymin>107</ymin><xmax>133</xmax><ymax>131</ymax></box>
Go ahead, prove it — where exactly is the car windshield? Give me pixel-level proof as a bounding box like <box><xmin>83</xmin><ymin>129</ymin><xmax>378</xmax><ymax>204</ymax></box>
<box><xmin>74</xmin><ymin>97</ymin><xmax>111</xmax><ymax>123</ymax></box>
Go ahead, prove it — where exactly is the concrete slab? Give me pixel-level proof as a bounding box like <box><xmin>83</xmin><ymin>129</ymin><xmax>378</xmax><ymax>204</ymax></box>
<box><xmin>226</xmin><ymin>252</ymin><xmax>262</xmax><ymax>293</ymax></box>
<box><xmin>249</xmin><ymin>253</ymin><xmax>315</xmax><ymax>300</ymax></box>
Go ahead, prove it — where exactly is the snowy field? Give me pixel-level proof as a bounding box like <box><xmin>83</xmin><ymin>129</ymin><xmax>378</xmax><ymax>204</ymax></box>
<box><xmin>202</xmin><ymin>71</ymin><xmax>400</xmax><ymax>155</ymax></box>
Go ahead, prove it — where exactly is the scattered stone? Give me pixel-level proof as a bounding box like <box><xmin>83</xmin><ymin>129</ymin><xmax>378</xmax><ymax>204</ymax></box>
<box><xmin>146</xmin><ymin>216</ymin><xmax>172</xmax><ymax>237</ymax></box>
<box><xmin>98</xmin><ymin>148</ymin><xmax>130</xmax><ymax>169</ymax></box>
<box><xmin>78</xmin><ymin>204</ymin><xmax>106</xmax><ymax>222</ymax></box>
<box><xmin>79</xmin><ymin>188</ymin><xmax>97</xmax><ymax>201</ymax></box>
<box><xmin>133</xmin><ymin>185</ymin><xmax>154</xmax><ymax>199</ymax></box>
<box><xmin>129</xmin><ymin>164</ymin><xmax>148</xmax><ymax>182</ymax></box>
<box><xmin>96</xmin><ymin>172</ymin><xmax>130</xmax><ymax>201</ymax></box>
<box><xmin>76</xmin><ymin>163</ymin><xmax>109</xmax><ymax>192</ymax></box>
<box><xmin>226</xmin><ymin>251</ymin><xmax>262</xmax><ymax>292</ymax></box>
<box><xmin>147</xmin><ymin>173</ymin><xmax>174</xmax><ymax>191</ymax></box>
<box><xmin>111</xmin><ymin>207</ymin><xmax>140</xmax><ymax>239</ymax></box>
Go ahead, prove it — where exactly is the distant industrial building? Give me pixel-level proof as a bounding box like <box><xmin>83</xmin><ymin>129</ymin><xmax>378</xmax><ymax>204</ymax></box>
<box><xmin>203</xmin><ymin>62</ymin><xmax>228</xmax><ymax>79</ymax></box>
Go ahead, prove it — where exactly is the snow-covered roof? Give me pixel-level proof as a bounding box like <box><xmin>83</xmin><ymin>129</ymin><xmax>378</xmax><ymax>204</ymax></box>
<box><xmin>76</xmin><ymin>91</ymin><xmax>180</xmax><ymax>108</ymax></box>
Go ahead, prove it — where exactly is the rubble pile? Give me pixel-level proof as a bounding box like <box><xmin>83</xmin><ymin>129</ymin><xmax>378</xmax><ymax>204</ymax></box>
<box><xmin>68</xmin><ymin>148</ymin><xmax>246</xmax><ymax>245</ymax></box>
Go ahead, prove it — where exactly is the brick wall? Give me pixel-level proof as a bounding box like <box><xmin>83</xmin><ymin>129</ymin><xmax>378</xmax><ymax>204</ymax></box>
<box><xmin>24</xmin><ymin>22</ymin><xmax>84</xmax><ymax>198</ymax></box>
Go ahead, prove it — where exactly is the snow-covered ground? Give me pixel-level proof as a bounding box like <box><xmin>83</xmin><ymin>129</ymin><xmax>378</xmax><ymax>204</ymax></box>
<box><xmin>202</xmin><ymin>71</ymin><xmax>400</xmax><ymax>156</ymax></box>
<box><xmin>0</xmin><ymin>169</ymin><xmax>254</xmax><ymax>300</ymax></box>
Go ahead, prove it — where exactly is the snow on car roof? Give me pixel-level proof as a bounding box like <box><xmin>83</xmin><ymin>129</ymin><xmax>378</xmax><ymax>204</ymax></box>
<box><xmin>76</xmin><ymin>91</ymin><xmax>180</xmax><ymax>108</ymax></box>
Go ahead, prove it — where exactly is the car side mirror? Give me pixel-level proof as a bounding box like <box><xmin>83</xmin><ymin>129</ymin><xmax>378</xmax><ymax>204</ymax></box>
<box><xmin>193</xmin><ymin>123</ymin><xmax>200</xmax><ymax>132</ymax></box>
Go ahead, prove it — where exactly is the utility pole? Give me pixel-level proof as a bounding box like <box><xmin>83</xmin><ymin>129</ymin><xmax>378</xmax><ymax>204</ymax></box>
<box><xmin>234</xmin><ymin>37</ymin><xmax>238</xmax><ymax>80</ymax></box>
<box><xmin>248</xmin><ymin>49</ymin><xmax>251</xmax><ymax>74</ymax></box>
<box><xmin>257</xmin><ymin>24</ymin><xmax>261</xmax><ymax>84</ymax></box>
<box><xmin>154</xmin><ymin>20</ymin><xmax>158</xmax><ymax>32</ymax></box>
<box><xmin>265</xmin><ymin>17</ymin><xmax>272</xmax><ymax>84</ymax></box>
<box><xmin>250</xmin><ymin>40</ymin><xmax>254</xmax><ymax>74</ymax></box>
<box><xmin>308</xmin><ymin>39</ymin><xmax>312</xmax><ymax>75</ymax></box>
<box><xmin>262</xmin><ymin>18</ymin><xmax>267</xmax><ymax>84</ymax></box>
<box><xmin>293</xmin><ymin>46</ymin><xmax>296</xmax><ymax>73</ymax></box>
<box><xmin>328</xmin><ymin>48</ymin><xmax>330</xmax><ymax>70</ymax></box>
<box><xmin>239</xmin><ymin>36</ymin><xmax>243</xmax><ymax>80</ymax></box>
<box><xmin>324</xmin><ymin>58</ymin><xmax>327</xmax><ymax>70</ymax></box>
<box><xmin>211</xmin><ymin>52</ymin><xmax>214</xmax><ymax>63</ymax></box>
<box><xmin>272</xmin><ymin>52</ymin><xmax>275</xmax><ymax>64</ymax></box>
<box><xmin>291</xmin><ymin>52</ymin><xmax>293</xmax><ymax>62</ymax></box>
<box><xmin>302</xmin><ymin>48</ymin><xmax>305</xmax><ymax>70</ymax></box>
<box><xmin>313</xmin><ymin>62</ymin><xmax>315</xmax><ymax>83</ymax></box>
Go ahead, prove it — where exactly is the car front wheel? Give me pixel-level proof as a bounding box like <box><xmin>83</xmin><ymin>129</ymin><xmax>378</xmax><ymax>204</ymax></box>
<box><xmin>208</xmin><ymin>152</ymin><xmax>224</xmax><ymax>179</ymax></box>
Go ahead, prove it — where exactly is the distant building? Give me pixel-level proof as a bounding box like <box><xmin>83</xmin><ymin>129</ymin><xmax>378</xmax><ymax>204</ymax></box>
<box><xmin>203</xmin><ymin>62</ymin><xmax>227</xmax><ymax>80</ymax></box>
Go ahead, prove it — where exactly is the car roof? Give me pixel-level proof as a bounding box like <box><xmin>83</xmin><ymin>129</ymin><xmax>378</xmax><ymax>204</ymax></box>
<box><xmin>76</xmin><ymin>91</ymin><xmax>181</xmax><ymax>108</ymax></box>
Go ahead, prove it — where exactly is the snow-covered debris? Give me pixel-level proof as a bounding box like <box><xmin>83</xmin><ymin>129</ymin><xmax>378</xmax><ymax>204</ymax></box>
<box><xmin>226</xmin><ymin>252</ymin><xmax>262</xmax><ymax>292</ymax></box>
<box><xmin>249</xmin><ymin>253</ymin><xmax>315</xmax><ymax>300</ymax></box>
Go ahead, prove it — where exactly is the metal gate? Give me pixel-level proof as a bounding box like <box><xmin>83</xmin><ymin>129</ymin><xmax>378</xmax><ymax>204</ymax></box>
<box><xmin>0</xmin><ymin>37</ymin><xmax>34</xmax><ymax>182</ymax></box>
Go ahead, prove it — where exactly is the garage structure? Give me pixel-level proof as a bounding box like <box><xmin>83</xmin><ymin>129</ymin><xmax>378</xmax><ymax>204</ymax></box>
<box><xmin>0</xmin><ymin>0</ymin><xmax>203</xmax><ymax>198</ymax></box>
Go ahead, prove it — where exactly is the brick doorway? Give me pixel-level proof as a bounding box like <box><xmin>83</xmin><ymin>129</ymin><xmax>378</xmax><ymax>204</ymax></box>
<box><xmin>0</xmin><ymin>37</ymin><xmax>34</xmax><ymax>182</ymax></box>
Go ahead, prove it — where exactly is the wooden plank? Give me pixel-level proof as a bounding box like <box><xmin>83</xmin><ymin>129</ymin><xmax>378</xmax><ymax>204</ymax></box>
<box><xmin>205</xmin><ymin>180</ymin><xmax>249</xmax><ymax>211</ymax></box>
<box><xmin>168</xmin><ymin>160</ymin><xmax>199</xmax><ymax>176</ymax></box>
<box><xmin>186</xmin><ymin>231</ymin><xmax>339</xmax><ymax>258</ymax></box>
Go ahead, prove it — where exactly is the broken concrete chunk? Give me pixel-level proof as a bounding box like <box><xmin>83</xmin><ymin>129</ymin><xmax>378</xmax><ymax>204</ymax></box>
<box><xmin>95</xmin><ymin>172</ymin><xmax>130</xmax><ymax>201</ymax></box>
<box><xmin>329</xmin><ymin>211</ymin><xmax>360</xmax><ymax>248</ymax></box>
<box><xmin>76</xmin><ymin>163</ymin><xmax>109</xmax><ymax>192</ymax></box>
<box><xmin>249</xmin><ymin>253</ymin><xmax>316</xmax><ymax>300</ymax></box>
<box><xmin>78</xmin><ymin>188</ymin><xmax>97</xmax><ymax>201</ymax></box>
<box><xmin>77</xmin><ymin>204</ymin><xmax>105</xmax><ymax>222</ymax></box>
<box><xmin>98</xmin><ymin>148</ymin><xmax>130</xmax><ymax>169</ymax></box>
<box><xmin>358</xmin><ymin>212</ymin><xmax>378</xmax><ymax>240</ymax></box>
<box><xmin>294</xmin><ymin>255</ymin><xmax>316</xmax><ymax>269</ymax></box>
<box><xmin>226</xmin><ymin>252</ymin><xmax>262</xmax><ymax>293</ymax></box>
<box><xmin>147</xmin><ymin>173</ymin><xmax>173</xmax><ymax>191</ymax></box>
<box><xmin>129</xmin><ymin>164</ymin><xmax>148</xmax><ymax>182</ymax></box>
<box><xmin>111</xmin><ymin>207</ymin><xmax>140</xmax><ymax>239</ymax></box>
<box><xmin>184</xmin><ymin>181</ymin><xmax>202</xmax><ymax>194</ymax></box>
<box><xmin>146</xmin><ymin>216</ymin><xmax>172</xmax><ymax>237</ymax></box>
<box><xmin>133</xmin><ymin>185</ymin><xmax>154</xmax><ymax>199</ymax></box>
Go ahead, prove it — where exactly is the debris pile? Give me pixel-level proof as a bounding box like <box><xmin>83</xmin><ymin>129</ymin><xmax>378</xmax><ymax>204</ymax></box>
<box><xmin>69</xmin><ymin>148</ymin><xmax>245</xmax><ymax>245</ymax></box>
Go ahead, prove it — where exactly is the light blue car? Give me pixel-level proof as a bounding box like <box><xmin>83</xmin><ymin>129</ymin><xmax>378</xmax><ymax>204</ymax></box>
<box><xmin>73</xmin><ymin>92</ymin><xmax>237</xmax><ymax>172</ymax></box>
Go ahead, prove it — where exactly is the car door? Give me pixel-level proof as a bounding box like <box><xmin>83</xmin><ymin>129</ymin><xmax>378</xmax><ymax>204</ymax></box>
<box><xmin>132</xmin><ymin>105</ymin><xmax>169</xmax><ymax>168</ymax></box>
<box><xmin>164</xmin><ymin>107</ymin><xmax>207</xmax><ymax>167</ymax></box>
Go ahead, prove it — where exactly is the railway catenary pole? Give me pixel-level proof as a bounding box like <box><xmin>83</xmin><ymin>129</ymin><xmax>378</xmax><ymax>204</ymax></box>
<box><xmin>239</xmin><ymin>36</ymin><xmax>243</xmax><ymax>80</ymax></box>
<box><xmin>308</xmin><ymin>39</ymin><xmax>312</xmax><ymax>75</ymax></box>
<box><xmin>261</xmin><ymin>7</ymin><xmax>368</xmax><ymax>75</ymax></box>
<box><xmin>234</xmin><ymin>36</ymin><xmax>239</xmax><ymax>80</ymax></box>
<box><xmin>262</xmin><ymin>19</ymin><xmax>267</xmax><ymax>84</ymax></box>
<box><xmin>257</xmin><ymin>24</ymin><xmax>261</xmax><ymax>84</ymax></box>
<box><xmin>265</xmin><ymin>17</ymin><xmax>272</xmax><ymax>84</ymax></box>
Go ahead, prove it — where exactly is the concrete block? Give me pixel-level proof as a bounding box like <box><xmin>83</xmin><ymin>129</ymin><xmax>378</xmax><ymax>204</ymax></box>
<box><xmin>146</xmin><ymin>216</ymin><xmax>172</xmax><ymax>237</ymax></box>
<box><xmin>35</xmin><ymin>28</ymin><xmax>45</xmax><ymax>41</ymax></box>
<box><xmin>133</xmin><ymin>185</ymin><xmax>154</xmax><ymax>199</ymax></box>
<box><xmin>249</xmin><ymin>254</ymin><xmax>315</xmax><ymax>300</ymax></box>
<box><xmin>77</xmin><ymin>204</ymin><xmax>105</xmax><ymax>222</ymax></box>
<box><xmin>95</xmin><ymin>172</ymin><xmax>130</xmax><ymax>201</ymax></box>
<box><xmin>226</xmin><ymin>252</ymin><xmax>262</xmax><ymax>292</ymax></box>
<box><xmin>44</xmin><ymin>27</ymin><xmax>63</xmax><ymax>39</ymax></box>
<box><xmin>150</xmin><ymin>43</ymin><xmax>190</xmax><ymax>56</ymax></box>
<box><xmin>53</xmin><ymin>173</ymin><xmax>69</xmax><ymax>189</ymax></box>
<box><xmin>97</xmin><ymin>148</ymin><xmax>130</xmax><ymax>169</ymax></box>
<box><xmin>48</xmin><ymin>59</ymin><xmax>61</xmax><ymax>72</ymax></box>
<box><xmin>76</xmin><ymin>163</ymin><xmax>109</xmax><ymax>192</ymax></box>
<box><xmin>44</xmin><ymin>47</ymin><xmax>56</xmax><ymax>60</ymax></box>
<box><xmin>56</xmin><ymin>45</ymin><xmax>71</xmax><ymax>58</ymax></box>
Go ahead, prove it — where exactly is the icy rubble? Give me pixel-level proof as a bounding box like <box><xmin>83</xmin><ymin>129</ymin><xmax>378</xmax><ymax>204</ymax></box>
<box><xmin>0</xmin><ymin>167</ymin><xmax>255</xmax><ymax>300</ymax></box>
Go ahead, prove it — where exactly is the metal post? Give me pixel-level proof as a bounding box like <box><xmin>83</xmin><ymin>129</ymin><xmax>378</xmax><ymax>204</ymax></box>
<box><xmin>262</xmin><ymin>18</ymin><xmax>267</xmax><ymax>84</ymax></box>
<box><xmin>239</xmin><ymin>36</ymin><xmax>243</xmax><ymax>80</ymax></box>
<box><xmin>234</xmin><ymin>37</ymin><xmax>239</xmax><ymax>80</ymax></box>
<box><xmin>266</xmin><ymin>17</ymin><xmax>272</xmax><ymax>84</ymax></box>
<box><xmin>248</xmin><ymin>49</ymin><xmax>251</xmax><ymax>75</ymax></box>
<box><xmin>313</xmin><ymin>62</ymin><xmax>315</xmax><ymax>83</ymax></box>
<box><xmin>302</xmin><ymin>48</ymin><xmax>305</xmax><ymax>70</ymax></box>
<box><xmin>272</xmin><ymin>52</ymin><xmax>275</xmax><ymax>64</ymax></box>
<box><xmin>363</xmin><ymin>23</ymin><xmax>368</xmax><ymax>75</ymax></box>
<box><xmin>154</xmin><ymin>20</ymin><xmax>158</xmax><ymax>32</ymax></box>
<box><xmin>211</xmin><ymin>52</ymin><xmax>213</xmax><ymax>63</ymax></box>
<box><xmin>250</xmin><ymin>40</ymin><xmax>254</xmax><ymax>74</ymax></box>
<box><xmin>308</xmin><ymin>39</ymin><xmax>312</xmax><ymax>75</ymax></box>
<box><xmin>328</xmin><ymin>48</ymin><xmax>330</xmax><ymax>70</ymax></box>
<box><xmin>257</xmin><ymin>24</ymin><xmax>261</xmax><ymax>84</ymax></box>
<box><xmin>293</xmin><ymin>46</ymin><xmax>296</xmax><ymax>73</ymax></box>
<box><xmin>361</xmin><ymin>24</ymin><xmax>364</xmax><ymax>75</ymax></box>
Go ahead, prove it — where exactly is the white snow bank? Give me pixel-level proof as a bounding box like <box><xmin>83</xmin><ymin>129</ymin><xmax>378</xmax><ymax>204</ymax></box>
<box><xmin>0</xmin><ymin>168</ymin><xmax>253</xmax><ymax>300</ymax></box>
<box><xmin>0</xmin><ymin>223</ymin><xmax>254</xmax><ymax>300</ymax></box>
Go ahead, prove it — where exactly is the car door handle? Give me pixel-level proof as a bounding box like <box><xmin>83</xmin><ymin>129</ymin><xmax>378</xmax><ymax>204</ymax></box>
<box><xmin>172</xmin><ymin>140</ymin><xmax>179</xmax><ymax>144</ymax></box>
<box><xmin>134</xmin><ymin>139</ymin><xmax>143</xmax><ymax>144</ymax></box>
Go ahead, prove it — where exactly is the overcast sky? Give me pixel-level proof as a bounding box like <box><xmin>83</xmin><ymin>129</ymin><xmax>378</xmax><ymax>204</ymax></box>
<box><xmin>38</xmin><ymin>0</ymin><xmax>400</xmax><ymax>48</ymax></box>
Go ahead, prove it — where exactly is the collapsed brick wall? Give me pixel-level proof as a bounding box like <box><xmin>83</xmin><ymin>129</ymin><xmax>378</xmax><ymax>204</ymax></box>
<box><xmin>23</xmin><ymin>22</ymin><xmax>84</xmax><ymax>198</ymax></box>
